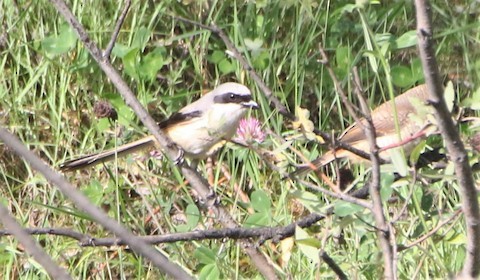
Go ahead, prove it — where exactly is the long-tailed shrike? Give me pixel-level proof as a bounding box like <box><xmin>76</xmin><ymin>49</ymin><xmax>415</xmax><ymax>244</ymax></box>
<box><xmin>60</xmin><ymin>82</ymin><xmax>259</xmax><ymax>171</ymax></box>
<box><xmin>294</xmin><ymin>84</ymin><xmax>437</xmax><ymax>175</ymax></box>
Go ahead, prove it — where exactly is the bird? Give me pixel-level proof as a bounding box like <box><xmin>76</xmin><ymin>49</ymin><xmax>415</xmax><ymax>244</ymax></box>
<box><xmin>60</xmin><ymin>82</ymin><xmax>259</xmax><ymax>171</ymax></box>
<box><xmin>294</xmin><ymin>84</ymin><xmax>435</xmax><ymax>175</ymax></box>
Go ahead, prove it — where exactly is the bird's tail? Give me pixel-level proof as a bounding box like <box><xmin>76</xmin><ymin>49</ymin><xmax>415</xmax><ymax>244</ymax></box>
<box><xmin>291</xmin><ymin>152</ymin><xmax>339</xmax><ymax>177</ymax></box>
<box><xmin>60</xmin><ymin>136</ymin><xmax>156</xmax><ymax>171</ymax></box>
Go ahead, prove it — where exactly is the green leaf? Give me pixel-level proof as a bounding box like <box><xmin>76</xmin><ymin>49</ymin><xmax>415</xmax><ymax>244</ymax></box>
<box><xmin>363</xmin><ymin>51</ymin><xmax>378</xmax><ymax>73</ymax></box>
<box><xmin>208</xmin><ymin>50</ymin><xmax>225</xmax><ymax>64</ymax></box>
<box><xmin>290</xmin><ymin>190</ymin><xmax>324</xmax><ymax>213</ymax></box>
<box><xmin>389</xmin><ymin>147</ymin><xmax>408</xmax><ymax>177</ymax></box>
<box><xmin>250</xmin><ymin>190</ymin><xmax>271</xmax><ymax>212</ymax></box>
<box><xmin>185</xmin><ymin>203</ymin><xmax>200</xmax><ymax>229</ymax></box>
<box><xmin>393</xmin><ymin>30</ymin><xmax>417</xmax><ymax>49</ymax></box>
<box><xmin>295</xmin><ymin>226</ymin><xmax>320</xmax><ymax>264</ymax></box>
<box><xmin>132</xmin><ymin>26</ymin><xmax>151</xmax><ymax>50</ymax></box>
<box><xmin>245</xmin><ymin>213</ymin><xmax>270</xmax><ymax>227</ymax></box>
<box><xmin>244</xmin><ymin>37</ymin><xmax>263</xmax><ymax>52</ymax></box>
<box><xmin>83</xmin><ymin>180</ymin><xmax>104</xmax><ymax>205</ymax></box>
<box><xmin>252</xmin><ymin>51</ymin><xmax>270</xmax><ymax>70</ymax></box>
<box><xmin>218</xmin><ymin>59</ymin><xmax>235</xmax><ymax>74</ymax></box>
<box><xmin>380</xmin><ymin>172</ymin><xmax>394</xmax><ymax>201</ymax></box>
<box><xmin>409</xmin><ymin>140</ymin><xmax>426</xmax><ymax>164</ymax></box>
<box><xmin>411</xmin><ymin>58</ymin><xmax>424</xmax><ymax>80</ymax></box>
<box><xmin>112</xmin><ymin>43</ymin><xmax>132</xmax><ymax>58</ymax></box>
<box><xmin>391</xmin><ymin>65</ymin><xmax>415</xmax><ymax>88</ymax></box>
<box><xmin>41</xmin><ymin>24</ymin><xmax>77</xmax><ymax>56</ymax></box>
<box><xmin>194</xmin><ymin>247</ymin><xmax>216</xmax><ymax>264</ymax></box>
<box><xmin>334</xmin><ymin>200</ymin><xmax>364</xmax><ymax>217</ymax></box>
<box><xmin>122</xmin><ymin>47</ymin><xmax>140</xmax><ymax>80</ymax></box>
<box><xmin>139</xmin><ymin>47</ymin><xmax>168</xmax><ymax>81</ymax></box>
<box><xmin>199</xmin><ymin>263</ymin><xmax>220</xmax><ymax>280</ymax></box>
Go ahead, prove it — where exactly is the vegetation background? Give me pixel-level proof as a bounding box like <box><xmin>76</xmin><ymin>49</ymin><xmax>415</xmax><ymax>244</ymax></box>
<box><xmin>1</xmin><ymin>0</ymin><xmax>480</xmax><ymax>278</ymax></box>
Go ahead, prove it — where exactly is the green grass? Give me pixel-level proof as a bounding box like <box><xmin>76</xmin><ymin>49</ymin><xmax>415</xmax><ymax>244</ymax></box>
<box><xmin>1</xmin><ymin>0</ymin><xmax>480</xmax><ymax>278</ymax></box>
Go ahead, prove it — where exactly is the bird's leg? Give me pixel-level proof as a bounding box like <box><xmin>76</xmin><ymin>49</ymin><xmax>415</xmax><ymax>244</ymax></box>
<box><xmin>173</xmin><ymin>148</ymin><xmax>185</xmax><ymax>165</ymax></box>
<box><xmin>379</xmin><ymin>124</ymin><xmax>431</xmax><ymax>152</ymax></box>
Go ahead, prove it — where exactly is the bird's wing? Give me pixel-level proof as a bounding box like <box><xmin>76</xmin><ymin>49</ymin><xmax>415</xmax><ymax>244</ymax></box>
<box><xmin>158</xmin><ymin>110</ymin><xmax>203</xmax><ymax>129</ymax></box>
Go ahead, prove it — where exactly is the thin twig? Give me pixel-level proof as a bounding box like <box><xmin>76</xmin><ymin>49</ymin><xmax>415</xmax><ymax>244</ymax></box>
<box><xmin>298</xmin><ymin>179</ymin><xmax>371</xmax><ymax>209</ymax></box>
<box><xmin>103</xmin><ymin>0</ymin><xmax>131</xmax><ymax>59</ymax></box>
<box><xmin>397</xmin><ymin>209</ymin><xmax>462</xmax><ymax>251</ymax></box>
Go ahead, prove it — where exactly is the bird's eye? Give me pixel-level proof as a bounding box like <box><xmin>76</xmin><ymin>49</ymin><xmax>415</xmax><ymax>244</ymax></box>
<box><xmin>229</xmin><ymin>94</ymin><xmax>236</xmax><ymax>100</ymax></box>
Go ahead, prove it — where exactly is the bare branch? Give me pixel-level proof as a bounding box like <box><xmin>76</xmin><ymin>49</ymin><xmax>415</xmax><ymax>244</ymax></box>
<box><xmin>0</xmin><ymin>204</ymin><xmax>71</xmax><ymax>280</ymax></box>
<box><xmin>298</xmin><ymin>179</ymin><xmax>371</xmax><ymax>209</ymax></box>
<box><xmin>414</xmin><ymin>1</ymin><xmax>480</xmax><ymax>278</ymax></box>
<box><xmin>0</xmin><ymin>213</ymin><xmax>325</xmax><ymax>247</ymax></box>
<box><xmin>320</xmin><ymin>250</ymin><xmax>348</xmax><ymax>280</ymax></box>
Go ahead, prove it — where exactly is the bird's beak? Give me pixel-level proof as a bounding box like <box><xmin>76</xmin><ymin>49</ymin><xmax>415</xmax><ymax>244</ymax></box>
<box><xmin>242</xmin><ymin>100</ymin><xmax>259</xmax><ymax>109</ymax></box>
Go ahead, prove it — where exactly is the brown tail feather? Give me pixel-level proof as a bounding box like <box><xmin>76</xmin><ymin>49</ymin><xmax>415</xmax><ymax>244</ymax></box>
<box><xmin>291</xmin><ymin>151</ymin><xmax>343</xmax><ymax>177</ymax></box>
<box><xmin>60</xmin><ymin>136</ymin><xmax>156</xmax><ymax>171</ymax></box>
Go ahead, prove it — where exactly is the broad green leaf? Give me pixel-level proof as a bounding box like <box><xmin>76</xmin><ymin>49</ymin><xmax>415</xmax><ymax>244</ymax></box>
<box><xmin>411</xmin><ymin>58</ymin><xmax>424</xmax><ymax>81</ymax></box>
<box><xmin>132</xmin><ymin>26</ymin><xmax>151</xmax><ymax>50</ymax></box>
<box><xmin>251</xmin><ymin>190</ymin><xmax>271</xmax><ymax>212</ymax></box>
<box><xmin>199</xmin><ymin>263</ymin><xmax>220</xmax><ymax>280</ymax></box>
<box><xmin>295</xmin><ymin>226</ymin><xmax>320</xmax><ymax>264</ymax></box>
<box><xmin>252</xmin><ymin>51</ymin><xmax>270</xmax><ymax>70</ymax></box>
<box><xmin>208</xmin><ymin>50</ymin><xmax>225</xmax><ymax>64</ymax></box>
<box><xmin>139</xmin><ymin>47</ymin><xmax>168</xmax><ymax>81</ymax></box>
<box><xmin>122</xmin><ymin>47</ymin><xmax>140</xmax><ymax>80</ymax></box>
<box><xmin>409</xmin><ymin>141</ymin><xmax>426</xmax><ymax>164</ymax></box>
<box><xmin>290</xmin><ymin>190</ymin><xmax>324</xmax><ymax>213</ymax></box>
<box><xmin>334</xmin><ymin>200</ymin><xmax>364</xmax><ymax>217</ymax></box>
<box><xmin>112</xmin><ymin>43</ymin><xmax>132</xmax><ymax>58</ymax></box>
<box><xmin>245</xmin><ymin>212</ymin><xmax>270</xmax><ymax>227</ymax></box>
<box><xmin>391</xmin><ymin>65</ymin><xmax>415</xmax><ymax>88</ymax></box>
<box><xmin>389</xmin><ymin>147</ymin><xmax>408</xmax><ymax>177</ymax></box>
<box><xmin>244</xmin><ymin>37</ymin><xmax>263</xmax><ymax>52</ymax></box>
<box><xmin>447</xmin><ymin>233</ymin><xmax>467</xmax><ymax>245</ymax></box>
<box><xmin>393</xmin><ymin>30</ymin><xmax>417</xmax><ymax>49</ymax></box>
<box><xmin>218</xmin><ymin>59</ymin><xmax>235</xmax><ymax>74</ymax></box>
<box><xmin>194</xmin><ymin>247</ymin><xmax>216</xmax><ymax>264</ymax></box>
<box><xmin>41</xmin><ymin>24</ymin><xmax>77</xmax><ymax>56</ymax></box>
<box><xmin>185</xmin><ymin>203</ymin><xmax>200</xmax><ymax>229</ymax></box>
<box><xmin>380</xmin><ymin>172</ymin><xmax>394</xmax><ymax>201</ymax></box>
